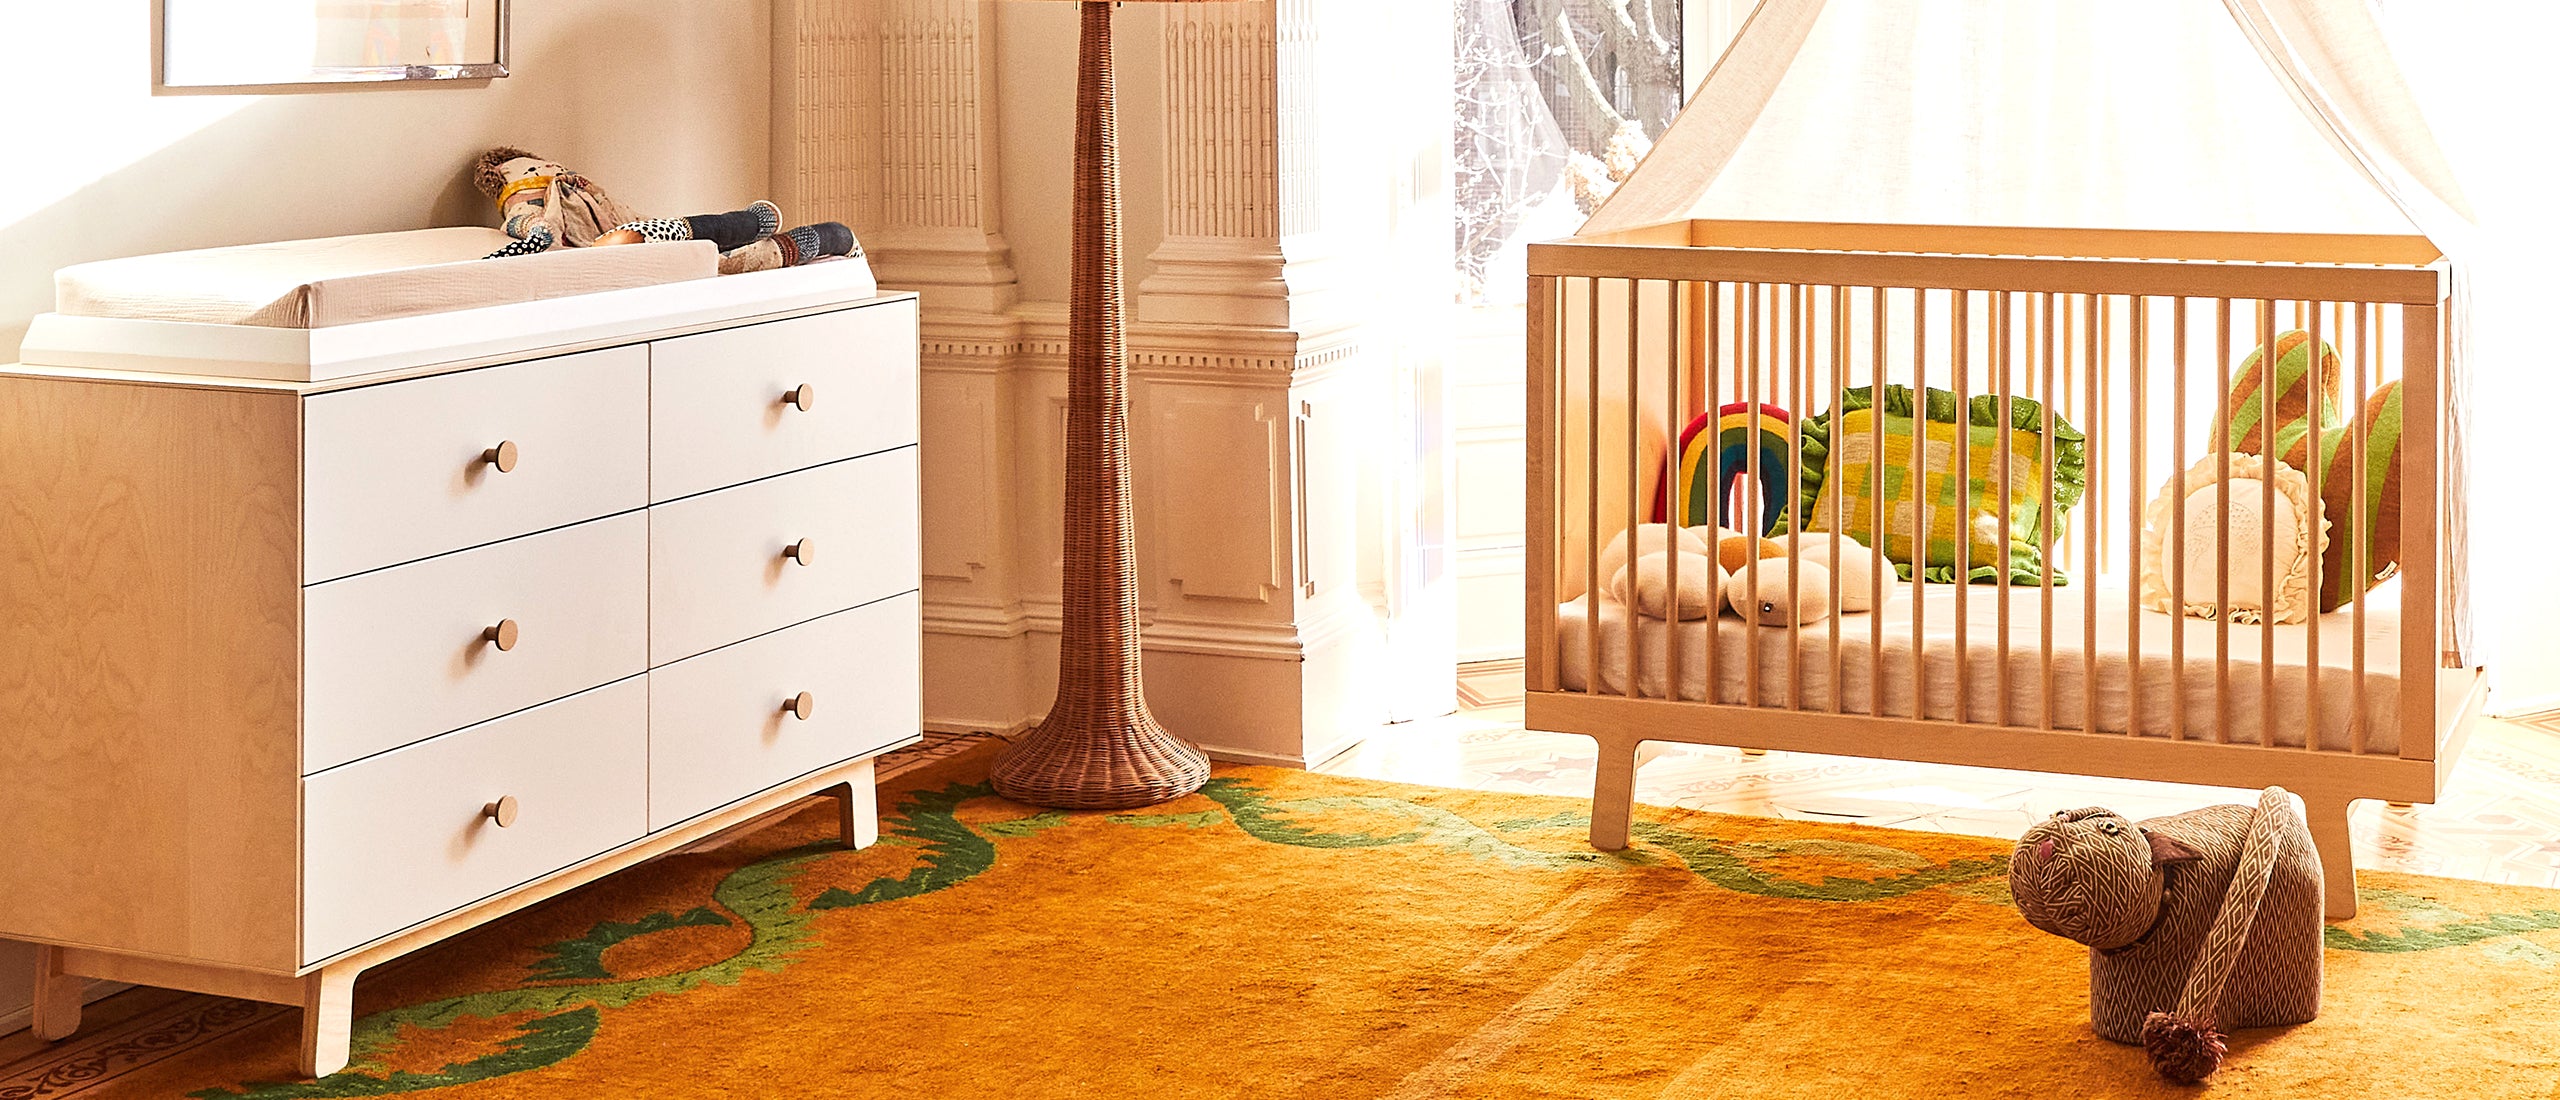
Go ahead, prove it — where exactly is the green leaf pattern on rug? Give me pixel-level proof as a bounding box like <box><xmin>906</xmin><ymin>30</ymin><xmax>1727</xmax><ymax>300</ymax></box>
<box><xmin>1197</xmin><ymin>777</ymin><xmax>1427</xmax><ymax>848</ymax></box>
<box><xmin>2325</xmin><ymin>887</ymin><xmax>2560</xmax><ymax>955</ymax></box>
<box><xmin>525</xmin><ymin>908</ymin><xmax>732</xmax><ymax>983</ymax></box>
<box><xmin>192</xmin><ymin>775</ymin><xmax>2560</xmax><ymax>1098</ymax></box>
<box><xmin>1110</xmin><ymin>809</ymin><xmax>1227</xmax><ymax>829</ymax></box>
<box><xmin>1630</xmin><ymin>821</ymin><xmax>2010</xmax><ymax>903</ymax></box>
<box><xmin>810</xmin><ymin>781</ymin><xmax>1002</xmax><ymax>910</ymax></box>
<box><xmin>981</xmin><ymin>811</ymin><xmax>1072</xmax><ymax>838</ymax></box>
<box><xmin>200</xmin><ymin>782</ymin><xmax>1000</xmax><ymax>1100</ymax></box>
<box><xmin>187</xmin><ymin>1008</ymin><xmax>600</xmax><ymax>1100</ymax></box>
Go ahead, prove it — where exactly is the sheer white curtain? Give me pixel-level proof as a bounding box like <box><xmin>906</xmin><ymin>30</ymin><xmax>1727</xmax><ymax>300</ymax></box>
<box><xmin>2374</xmin><ymin>0</ymin><xmax>2560</xmax><ymax>714</ymax></box>
<box><xmin>2217</xmin><ymin>0</ymin><xmax>2478</xmax><ymax>675</ymax></box>
<box><xmin>1586</xmin><ymin>0</ymin><xmax>2543</xmax><ymax>702</ymax></box>
<box><xmin>1592</xmin><ymin>0</ymin><xmax>2421</xmax><ymax>235</ymax></box>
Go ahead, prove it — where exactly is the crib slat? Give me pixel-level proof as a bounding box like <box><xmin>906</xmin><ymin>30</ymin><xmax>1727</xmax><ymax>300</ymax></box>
<box><xmin>1586</xmin><ymin>277</ymin><xmax>1602</xmax><ymax>697</ymax></box>
<box><xmin>2040</xmin><ymin>292</ymin><xmax>2058</xmax><ymax>731</ymax></box>
<box><xmin>1746</xmin><ymin>282</ymin><xmax>1764</xmax><ymax>706</ymax></box>
<box><xmin>2303</xmin><ymin>300</ymin><xmax>2323</xmax><ymax>749</ymax></box>
<box><xmin>2083</xmin><ymin>293</ymin><xmax>2101</xmax><ymax>736</ymax></box>
<box><xmin>2096</xmin><ymin>298</ymin><xmax>2111</xmax><ymax>571</ymax></box>
<box><xmin>1911</xmin><ymin>287</ymin><xmax>1929</xmax><ymax>719</ymax></box>
<box><xmin>2350</xmin><ymin>300</ymin><xmax>2369</xmax><ymax>754</ymax></box>
<box><xmin>1706</xmin><ymin>282</ymin><xmax>1724</xmax><ymax>702</ymax></box>
<box><xmin>1995</xmin><ymin>291</ymin><xmax>2013</xmax><ymax>727</ymax></box>
<box><xmin>1666</xmin><ymin>281</ymin><xmax>1686</xmax><ymax>702</ymax></box>
<box><xmin>1871</xmin><ymin>287</ymin><xmax>1889</xmax><ymax>713</ymax></box>
<box><xmin>2215</xmin><ymin>298</ymin><xmax>2234</xmax><ymax>744</ymax></box>
<box><xmin>1829</xmin><ymin>284</ymin><xmax>1847</xmax><ymax>715</ymax></box>
<box><xmin>1952</xmin><ymin>290</ymin><xmax>1972</xmax><ymax>724</ymax></box>
<box><xmin>2259</xmin><ymin>298</ymin><xmax>2278</xmax><ymax>748</ymax></box>
<box><xmin>1788</xmin><ymin>284</ymin><xmax>1807</xmax><ymax>710</ymax></box>
<box><xmin>1625</xmin><ymin>279</ymin><xmax>1643</xmax><ymax>700</ymax></box>
<box><xmin>2170</xmin><ymin>298</ymin><xmax>2190</xmax><ymax>741</ymax></box>
<box><xmin>2127</xmin><ymin>296</ymin><xmax>2147</xmax><ymax>738</ymax></box>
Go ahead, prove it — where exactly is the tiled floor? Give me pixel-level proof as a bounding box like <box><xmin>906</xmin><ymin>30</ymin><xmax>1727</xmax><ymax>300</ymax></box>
<box><xmin>1317</xmin><ymin>683</ymin><xmax>2560</xmax><ymax>890</ymax></box>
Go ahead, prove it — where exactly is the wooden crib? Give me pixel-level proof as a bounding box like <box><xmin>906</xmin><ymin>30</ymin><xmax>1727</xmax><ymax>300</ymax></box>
<box><xmin>1524</xmin><ymin>219</ymin><xmax>2483</xmax><ymax>918</ymax></box>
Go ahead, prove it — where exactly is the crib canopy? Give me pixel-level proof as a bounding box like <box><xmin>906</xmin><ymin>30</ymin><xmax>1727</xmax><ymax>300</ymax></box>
<box><xmin>1572</xmin><ymin>0</ymin><xmax>2478</xmax><ymax>666</ymax></box>
<box><xmin>1583</xmin><ymin>0</ymin><xmax>2469</xmax><ymax>251</ymax></box>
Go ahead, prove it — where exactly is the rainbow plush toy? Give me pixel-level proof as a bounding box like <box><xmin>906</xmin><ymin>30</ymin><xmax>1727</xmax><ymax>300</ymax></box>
<box><xmin>1655</xmin><ymin>402</ymin><xmax>1798</xmax><ymax>535</ymax></box>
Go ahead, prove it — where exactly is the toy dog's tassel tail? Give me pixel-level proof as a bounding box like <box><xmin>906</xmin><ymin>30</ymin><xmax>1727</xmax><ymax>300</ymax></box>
<box><xmin>2147</xmin><ymin>786</ymin><xmax>2294</xmax><ymax>1083</ymax></box>
<box><xmin>2139</xmin><ymin>1011</ymin><xmax>2227</xmax><ymax>1085</ymax></box>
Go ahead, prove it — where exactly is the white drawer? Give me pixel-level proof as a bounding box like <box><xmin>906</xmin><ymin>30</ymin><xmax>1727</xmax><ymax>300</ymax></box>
<box><xmin>647</xmin><ymin>594</ymin><xmax>920</xmax><ymax>831</ymax></box>
<box><xmin>302</xmin><ymin>677</ymin><xmax>648</xmax><ymax>964</ymax></box>
<box><xmin>648</xmin><ymin>305</ymin><xmax>919</xmax><ymax>504</ymax></box>
<box><xmin>647</xmin><ymin>448</ymin><xmax>919</xmax><ymax>665</ymax></box>
<box><xmin>303</xmin><ymin>346</ymin><xmax>648</xmax><ymax>582</ymax></box>
<box><xmin>302</xmin><ymin>512</ymin><xmax>649</xmax><ymax>774</ymax></box>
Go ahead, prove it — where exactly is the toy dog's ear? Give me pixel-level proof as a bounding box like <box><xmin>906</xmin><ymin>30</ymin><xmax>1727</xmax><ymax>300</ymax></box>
<box><xmin>2144</xmin><ymin>829</ymin><xmax>2204</xmax><ymax>866</ymax></box>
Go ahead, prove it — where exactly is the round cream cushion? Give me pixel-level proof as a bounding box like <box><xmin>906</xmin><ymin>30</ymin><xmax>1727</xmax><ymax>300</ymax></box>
<box><xmin>1779</xmin><ymin>533</ymin><xmax>1890</xmax><ymax>613</ymax></box>
<box><xmin>1723</xmin><ymin>559</ymin><xmax>1834</xmax><ymax>625</ymax></box>
<box><xmin>1608</xmin><ymin>550</ymin><xmax>1727</xmax><ymax>621</ymax></box>
<box><xmin>1596</xmin><ymin>523</ymin><xmax>1716</xmax><ymax>595</ymax></box>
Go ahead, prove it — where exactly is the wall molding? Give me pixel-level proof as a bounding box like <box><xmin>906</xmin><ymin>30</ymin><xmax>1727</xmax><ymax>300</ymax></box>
<box><xmin>783</xmin><ymin>1</ymin><xmax>1443</xmax><ymax>764</ymax></box>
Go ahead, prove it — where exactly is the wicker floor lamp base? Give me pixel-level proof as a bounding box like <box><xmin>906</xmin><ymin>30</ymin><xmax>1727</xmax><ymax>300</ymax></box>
<box><xmin>988</xmin><ymin>0</ymin><xmax>1211</xmax><ymax>811</ymax></box>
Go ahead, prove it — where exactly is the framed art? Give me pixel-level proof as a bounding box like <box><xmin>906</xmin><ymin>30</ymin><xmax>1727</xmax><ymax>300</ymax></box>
<box><xmin>163</xmin><ymin>0</ymin><xmax>509</xmax><ymax>87</ymax></box>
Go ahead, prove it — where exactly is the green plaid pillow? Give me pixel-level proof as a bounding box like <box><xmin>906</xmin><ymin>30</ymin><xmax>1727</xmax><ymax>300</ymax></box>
<box><xmin>1788</xmin><ymin>385</ymin><xmax>2087</xmax><ymax>585</ymax></box>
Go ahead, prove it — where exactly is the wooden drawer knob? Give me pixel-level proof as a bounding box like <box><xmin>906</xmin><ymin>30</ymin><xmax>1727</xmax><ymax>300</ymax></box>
<box><xmin>482</xmin><ymin>795</ymin><xmax>520</xmax><ymax>829</ymax></box>
<box><xmin>783</xmin><ymin>383</ymin><xmax>818</xmax><ymax>412</ymax></box>
<box><xmin>482</xmin><ymin>618</ymin><xmax>521</xmax><ymax>651</ymax></box>
<box><xmin>482</xmin><ymin>440</ymin><xmax>521</xmax><ymax>474</ymax></box>
<box><xmin>782</xmin><ymin>691</ymin><xmax>817</xmax><ymax>721</ymax></box>
<box><xmin>784</xmin><ymin>538</ymin><xmax>817</xmax><ymax>566</ymax></box>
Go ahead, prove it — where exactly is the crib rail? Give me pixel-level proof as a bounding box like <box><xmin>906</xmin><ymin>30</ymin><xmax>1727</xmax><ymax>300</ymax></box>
<box><xmin>1525</xmin><ymin>221</ymin><xmax>2459</xmax><ymax>774</ymax></box>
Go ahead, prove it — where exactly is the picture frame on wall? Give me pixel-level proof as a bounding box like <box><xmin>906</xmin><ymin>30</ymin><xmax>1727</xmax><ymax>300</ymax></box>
<box><xmin>162</xmin><ymin>0</ymin><xmax>509</xmax><ymax>87</ymax></box>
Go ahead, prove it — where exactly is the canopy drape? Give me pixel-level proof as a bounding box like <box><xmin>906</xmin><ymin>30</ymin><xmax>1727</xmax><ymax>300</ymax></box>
<box><xmin>1581</xmin><ymin>0</ymin><xmax>2478</xmax><ymax>666</ymax></box>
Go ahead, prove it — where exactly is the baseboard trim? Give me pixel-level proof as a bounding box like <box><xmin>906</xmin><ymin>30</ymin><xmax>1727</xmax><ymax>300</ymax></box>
<box><xmin>2486</xmin><ymin>689</ymin><xmax>2559</xmax><ymax>721</ymax></box>
<box><xmin>1456</xmin><ymin>658</ymin><xmax>1526</xmax><ymax>708</ymax></box>
<box><xmin>0</xmin><ymin>979</ymin><xmax>127</xmax><ymax>1039</ymax></box>
<box><xmin>924</xmin><ymin>716</ymin><xmax>1038</xmax><ymax>739</ymax></box>
<box><xmin>1196</xmin><ymin>742</ymin><xmax>1307</xmax><ymax>769</ymax></box>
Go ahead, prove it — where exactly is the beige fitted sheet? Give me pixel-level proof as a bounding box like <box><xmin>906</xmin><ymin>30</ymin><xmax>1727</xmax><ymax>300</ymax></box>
<box><xmin>1557</xmin><ymin>579</ymin><xmax>2407</xmax><ymax>754</ymax></box>
<box><xmin>55</xmin><ymin>228</ymin><xmax>717</xmax><ymax>328</ymax></box>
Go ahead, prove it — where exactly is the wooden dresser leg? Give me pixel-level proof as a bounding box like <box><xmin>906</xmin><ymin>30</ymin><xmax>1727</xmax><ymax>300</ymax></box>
<box><xmin>31</xmin><ymin>946</ymin><xmax>81</xmax><ymax>1042</ymax></box>
<box><xmin>2302</xmin><ymin>792</ymin><xmax>2359</xmax><ymax>922</ymax></box>
<box><xmin>833</xmin><ymin>770</ymin><xmax>879</xmax><ymax>851</ymax></box>
<box><xmin>299</xmin><ymin>966</ymin><xmax>357</xmax><ymax>1079</ymax></box>
<box><xmin>1589</xmin><ymin>738</ymin><xmax>1640</xmax><ymax>851</ymax></box>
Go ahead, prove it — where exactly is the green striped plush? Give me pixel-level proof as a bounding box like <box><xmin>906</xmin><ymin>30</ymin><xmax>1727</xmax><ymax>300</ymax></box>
<box><xmin>2222</xmin><ymin>331</ymin><xmax>2404</xmax><ymax>611</ymax></box>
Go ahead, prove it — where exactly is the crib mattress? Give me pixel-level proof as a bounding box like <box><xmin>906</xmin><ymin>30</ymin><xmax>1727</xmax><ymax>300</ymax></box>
<box><xmin>1556</xmin><ymin>580</ymin><xmax>2405</xmax><ymax>754</ymax></box>
<box><xmin>54</xmin><ymin>228</ymin><xmax>717</xmax><ymax>328</ymax></box>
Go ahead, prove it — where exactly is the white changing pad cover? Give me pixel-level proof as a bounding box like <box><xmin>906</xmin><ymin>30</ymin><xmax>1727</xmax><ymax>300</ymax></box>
<box><xmin>1558</xmin><ymin>579</ymin><xmax>2405</xmax><ymax>754</ymax></box>
<box><xmin>55</xmin><ymin>228</ymin><xmax>717</xmax><ymax>328</ymax></box>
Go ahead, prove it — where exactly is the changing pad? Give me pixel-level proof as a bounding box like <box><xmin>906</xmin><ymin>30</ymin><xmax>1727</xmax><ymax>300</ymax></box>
<box><xmin>54</xmin><ymin>227</ymin><xmax>717</xmax><ymax>328</ymax></box>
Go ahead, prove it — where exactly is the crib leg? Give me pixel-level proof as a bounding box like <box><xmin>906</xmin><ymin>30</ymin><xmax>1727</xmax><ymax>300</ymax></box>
<box><xmin>2301</xmin><ymin>792</ymin><xmax>2359</xmax><ymax>921</ymax></box>
<box><xmin>1590</xmin><ymin>737</ymin><xmax>1641</xmax><ymax>851</ymax></box>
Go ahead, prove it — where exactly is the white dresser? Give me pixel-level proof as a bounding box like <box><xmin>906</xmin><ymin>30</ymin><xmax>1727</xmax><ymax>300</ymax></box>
<box><xmin>0</xmin><ymin>291</ymin><xmax>920</xmax><ymax>1077</ymax></box>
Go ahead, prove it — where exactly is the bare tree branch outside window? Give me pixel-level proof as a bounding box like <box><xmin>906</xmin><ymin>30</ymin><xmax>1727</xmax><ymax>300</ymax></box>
<box><xmin>1456</xmin><ymin>0</ymin><xmax>1681</xmax><ymax>304</ymax></box>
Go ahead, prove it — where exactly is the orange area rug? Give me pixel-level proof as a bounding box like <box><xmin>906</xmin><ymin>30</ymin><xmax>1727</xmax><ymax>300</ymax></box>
<box><xmin>16</xmin><ymin>738</ymin><xmax>2560</xmax><ymax>1098</ymax></box>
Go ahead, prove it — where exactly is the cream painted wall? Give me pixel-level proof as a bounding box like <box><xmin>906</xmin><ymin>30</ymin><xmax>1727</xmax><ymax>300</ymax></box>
<box><xmin>990</xmin><ymin>4</ymin><xmax>1169</xmax><ymax>305</ymax></box>
<box><xmin>0</xmin><ymin>0</ymin><xmax>774</xmax><ymax>362</ymax></box>
<box><xmin>0</xmin><ymin>0</ymin><xmax>772</xmax><ymax>1035</ymax></box>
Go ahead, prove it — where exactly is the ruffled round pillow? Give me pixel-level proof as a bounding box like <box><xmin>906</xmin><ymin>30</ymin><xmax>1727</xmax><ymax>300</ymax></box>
<box><xmin>2140</xmin><ymin>454</ymin><xmax>2329</xmax><ymax>625</ymax></box>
